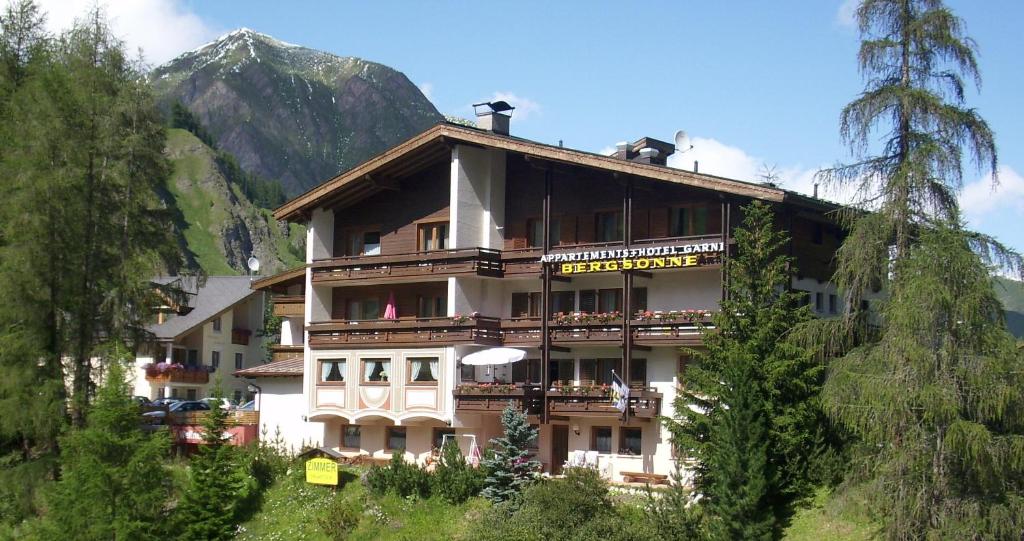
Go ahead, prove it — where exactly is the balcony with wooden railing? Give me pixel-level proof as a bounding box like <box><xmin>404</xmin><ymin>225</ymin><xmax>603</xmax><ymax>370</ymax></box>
<box><xmin>272</xmin><ymin>294</ymin><xmax>305</xmax><ymax>317</ymax></box>
<box><xmin>144</xmin><ymin>364</ymin><xmax>212</xmax><ymax>385</ymax></box>
<box><xmin>307</xmin><ymin>316</ymin><xmax>502</xmax><ymax>349</ymax></box>
<box><xmin>501</xmin><ymin>311</ymin><xmax>712</xmax><ymax>347</ymax></box>
<box><xmin>270</xmin><ymin>344</ymin><xmax>304</xmax><ymax>362</ymax></box>
<box><xmin>310</xmin><ymin>248</ymin><xmax>503</xmax><ymax>284</ymax></box>
<box><xmin>452</xmin><ymin>383</ymin><xmax>545</xmax><ymax>416</ymax></box>
<box><xmin>546</xmin><ymin>386</ymin><xmax>662</xmax><ymax>419</ymax></box>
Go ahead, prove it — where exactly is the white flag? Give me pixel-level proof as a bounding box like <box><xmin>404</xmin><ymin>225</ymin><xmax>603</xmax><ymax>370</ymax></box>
<box><xmin>611</xmin><ymin>371</ymin><xmax>629</xmax><ymax>413</ymax></box>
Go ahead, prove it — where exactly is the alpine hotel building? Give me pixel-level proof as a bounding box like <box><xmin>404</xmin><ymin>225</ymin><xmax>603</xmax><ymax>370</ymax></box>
<box><xmin>249</xmin><ymin>103</ymin><xmax>842</xmax><ymax>481</ymax></box>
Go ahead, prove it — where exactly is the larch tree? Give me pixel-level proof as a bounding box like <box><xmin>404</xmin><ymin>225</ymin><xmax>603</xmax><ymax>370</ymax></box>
<box><xmin>664</xmin><ymin>201</ymin><xmax>824</xmax><ymax>539</ymax></box>
<box><xmin>813</xmin><ymin>0</ymin><xmax>1024</xmax><ymax>537</ymax></box>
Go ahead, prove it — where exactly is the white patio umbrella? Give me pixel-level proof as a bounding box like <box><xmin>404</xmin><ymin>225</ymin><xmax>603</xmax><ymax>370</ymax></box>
<box><xmin>460</xmin><ymin>347</ymin><xmax>527</xmax><ymax>366</ymax></box>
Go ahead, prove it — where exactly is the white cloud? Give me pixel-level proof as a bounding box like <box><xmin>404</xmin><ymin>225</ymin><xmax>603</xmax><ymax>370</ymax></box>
<box><xmin>961</xmin><ymin>166</ymin><xmax>1024</xmax><ymax>226</ymax></box>
<box><xmin>35</xmin><ymin>0</ymin><xmax>220</xmax><ymax>66</ymax></box>
<box><xmin>836</xmin><ymin>0</ymin><xmax>858</xmax><ymax>29</ymax></box>
<box><xmin>489</xmin><ymin>91</ymin><xmax>542</xmax><ymax>121</ymax></box>
<box><xmin>418</xmin><ymin>82</ymin><xmax>434</xmax><ymax>102</ymax></box>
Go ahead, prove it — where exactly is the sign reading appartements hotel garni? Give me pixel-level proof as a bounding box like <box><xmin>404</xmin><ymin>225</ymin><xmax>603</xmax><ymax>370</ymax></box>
<box><xmin>540</xmin><ymin>242</ymin><xmax>725</xmax><ymax>274</ymax></box>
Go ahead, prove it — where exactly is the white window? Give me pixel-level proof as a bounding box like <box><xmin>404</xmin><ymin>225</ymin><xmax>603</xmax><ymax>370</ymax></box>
<box><xmin>362</xmin><ymin>359</ymin><xmax>391</xmax><ymax>383</ymax></box>
<box><xmin>408</xmin><ymin>357</ymin><xmax>439</xmax><ymax>384</ymax></box>
<box><xmin>319</xmin><ymin>359</ymin><xmax>346</xmax><ymax>383</ymax></box>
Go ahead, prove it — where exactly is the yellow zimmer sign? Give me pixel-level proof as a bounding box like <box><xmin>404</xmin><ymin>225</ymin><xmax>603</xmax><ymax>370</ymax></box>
<box><xmin>305</xmin><ymin>458</ymin><xmax>339</xmax><ymax>485</ymax></box>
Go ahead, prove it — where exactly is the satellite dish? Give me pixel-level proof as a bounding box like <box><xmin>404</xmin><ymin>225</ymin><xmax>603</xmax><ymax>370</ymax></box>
<box><xmin>247</xmin><ymin>256</ymin><xmax>260</xmax><ymax>274</ymax></box>
<box><xmin>674</xmin><ymin>130</ymin><xmax>692</xmax><ymax>152</ymax></box>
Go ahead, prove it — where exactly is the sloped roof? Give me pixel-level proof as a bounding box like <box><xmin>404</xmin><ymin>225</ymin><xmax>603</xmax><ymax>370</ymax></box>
<box><xmin>274</xmin><ymin>121</ymin><xmax>830</xmax><ymax>222</ymax></box>
<box><xmin>251</xmin><ymin>265</ymin><xmax>305</xmax><ymax>291</ymax></box>
<box><xmin>233</xmin><ymin>356</ymin><xmax>304</xmax><ymax>378</ymax></box>
<box><xmin>148</xmin><ymin>276</ymin><xmax>260</xmax><ymax>341</ymax></box>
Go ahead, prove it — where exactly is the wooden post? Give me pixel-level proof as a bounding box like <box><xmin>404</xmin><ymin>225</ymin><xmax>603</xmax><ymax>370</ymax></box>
<box><xmin>621</xmin><ymin>178</ymin><xmax>633</xmax><ymax>424</ymax></box>
<box><xmin>540</xmin><ymin>168</ymin><xmax>553</xmax><ymax>423</ymax></box>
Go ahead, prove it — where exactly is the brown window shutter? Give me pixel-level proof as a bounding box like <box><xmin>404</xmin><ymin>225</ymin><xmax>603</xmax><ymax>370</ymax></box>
<box><xmin>651</xmin><ymin>208</ymin><xmax>669</xmax><ymax>238</ymax></box>
<box><xmin>630</xmin><ymin>288</ymin><xmax>648</xmax><ymax>313</ymax></box>
<box><xmin>561</xmin><ymin>216</ymin><xmax>577</xmax><ymax>245</ymax></box>
<box><xmin>331</xmin><ymin>289</ymin><xmax>345</xmax><ymax>319</ymax></box>
<box><xmin>631</xmin><ymin>209</ymin><xmax>650</xmax><ymax>240</ymax></box>
<box><xmin>577</xmin><ymin>214</ymin><xmax>595</xmax><ymax>243</ymax></box>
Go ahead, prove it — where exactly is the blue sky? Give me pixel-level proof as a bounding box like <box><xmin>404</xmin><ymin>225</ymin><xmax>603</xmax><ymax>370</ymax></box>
<box><xmin>42</xmin><ymin>0</ymin><xmax>1024</xmax><ymax>258</ymax></box>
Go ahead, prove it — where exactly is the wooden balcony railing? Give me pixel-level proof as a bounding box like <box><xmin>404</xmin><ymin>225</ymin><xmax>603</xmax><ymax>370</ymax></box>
<box><xmin>307</xmin><ymin>316</ymin><xmax>502</xmax><ymax>349</ymax></box>
<box><xmin>501</xmin><ymin>313</ymin><xmax>713</xmax><ymax>347</ymax></box>
<box><xmin>546</xmin><ymin>387</ymin><xmax>662</xmax><ymax>419</ymax></box>
<box><xmin>144</xmin><ymin>364</ymin><xmax>211</xmax><ymax>384</ymax></box>
<box><xmin>310</xmin><ymin>248</ymin><xmax>503</xmax><ymax>283</ymax></box>
<box><xmin>270</xmin><ymin>344</ymin><xmax>303</xmax><ymax>362</ymax></box>
<box><xmin>452</xmin><ymin>383</ymin><xmax>545</xmax><ymax>415</ymax></box>
<box><xmin>272</xmin><ymin>295</ymin><xmax>305</xmax><ymax>318</ymax></box>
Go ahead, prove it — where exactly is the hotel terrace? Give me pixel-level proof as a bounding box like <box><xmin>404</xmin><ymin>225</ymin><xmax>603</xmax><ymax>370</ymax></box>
<box><xmin>243</xmin><ymin>103</ymin><xmax>843</xmax><ymax>481</ymax></box>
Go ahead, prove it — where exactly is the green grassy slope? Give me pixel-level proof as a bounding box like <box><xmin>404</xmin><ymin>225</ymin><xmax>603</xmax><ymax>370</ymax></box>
<box><xmin>164</xmin><ymin>128</ymin><xmax>304</xmax><ymax>275</ymax></box>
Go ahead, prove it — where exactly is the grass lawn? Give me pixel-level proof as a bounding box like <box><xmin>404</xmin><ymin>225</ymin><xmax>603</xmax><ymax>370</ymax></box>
<box><xmin>236</xmin><ymin>466</ymin><xmax>486</xmax><ymax>541</ymax></box>
<box><xmin>783</xmin><ymin>487</ymin><xmax>877</xmax><ymax>541</ymax></box>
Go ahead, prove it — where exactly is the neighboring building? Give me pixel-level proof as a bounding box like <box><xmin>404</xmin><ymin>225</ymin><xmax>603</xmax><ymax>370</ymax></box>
<box><xmin>134</xmin><ymin>276</ymin><xmax>267</xmax><ymax>403</ymax></box>
<box><xmin>255</xmin><ymin>104</ymin><xmax>845</xmax><ymax>481</ymax></box>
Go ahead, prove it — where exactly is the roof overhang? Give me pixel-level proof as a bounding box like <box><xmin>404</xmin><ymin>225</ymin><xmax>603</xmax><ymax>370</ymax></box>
<box><xmin>251</xmin><ymin>266</ymin><xmax>306</xmax><ymax>291</ymax></box>
<box><xmin>273</xmin><ymin>123</ymin><xmax>798</xmax><ymax>222</ymax></box>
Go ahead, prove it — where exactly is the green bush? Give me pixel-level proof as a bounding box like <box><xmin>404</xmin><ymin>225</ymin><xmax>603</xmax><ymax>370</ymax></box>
<box><xmin>365</xmin><ymin>453</ymin><xmax>431</xmax><ymax>499</ymax></box>
<box><xmin>317</xmin><ymin>495</ymin><xmax>362</xmax><ymax>541</ymax></box>
<box><xmin>463</xmin><ymin>466</ymin><xmax>658</xmax><ymax>541</ymax></box>
<box><xmin>432</xmin><ymin>442</ymin><xmax>484</xmax><ymax>504</ymax></box>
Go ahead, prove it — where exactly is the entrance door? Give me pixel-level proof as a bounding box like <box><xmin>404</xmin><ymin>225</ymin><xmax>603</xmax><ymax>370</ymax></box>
<box><xmin>552</xmin><ymin>425</ymin><xmax>569</xmax><ymax>474</ymax></box>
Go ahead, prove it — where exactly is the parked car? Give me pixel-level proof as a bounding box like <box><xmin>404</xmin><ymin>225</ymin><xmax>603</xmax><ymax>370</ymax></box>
<box><xmin>200</xmin><ymin>397</ymin><xmax>232</xmax><ymax>410</ymax></box>
<box><xmin>236</xmin><ymin>400</ymin><xmax>255</xmax><ymax>411</ymax></box>
<box><xmin>142</xmin><ymin>400</ymin><xmax>210</xmax><ymax>423</ymax></box>
<box><xmin>150</xmin><ymin>397</ymin><xmax>181</xmax><ymax>407</ymax></box>
<box><xmin>132</xmin><ymin>396</ymin><xmax>151</xmax><ymax>406</ymax></box>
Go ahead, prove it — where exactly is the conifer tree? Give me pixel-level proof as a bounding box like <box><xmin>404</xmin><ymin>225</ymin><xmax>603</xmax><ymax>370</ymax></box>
<box><xmin>813</xmin><ymin>0</ymin><xmax>1024</xmax><ymax>537</ymax></box>
<box><xmin>480</xmin><ymin>403</ymin><xmax>540</xmax><ymax>503</ymax></box>
<box><xmin>175</xmin><ymin>384</ymin><xmax>250</xmax><ymax>541</ymax></box>
<box><xmin>664</xmin><ymin>200</ymin><xmax>824</xmax><ymax>537</ymax></box>
<box><xmin>38</xmin><ymin>354</ymin><xmax>172</xmax><ymax>540</ymax></box>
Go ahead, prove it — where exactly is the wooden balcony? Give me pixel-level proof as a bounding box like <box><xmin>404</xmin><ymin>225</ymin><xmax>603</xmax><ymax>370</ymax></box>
<box><xmin>546</xmin><ymin>387</ymin><xmax>662</xmax><ymax>419</ymax></box>
<box><xmin>453</xmin><ymin>383</ymin><xmax>545</xmax><ymax>415</ymax></box>
<box><xmin>310</xmin><ymin>248</ymin><xmax>503</xmax><ymax>284</ymax></box>
<box><xmin>270</xmin><ymin>344</ymin><xmax>303</xmax><ymax>362</ymax></box>
<box><xmin>501</xmin><ymin>314</ymin><xmax>712</xmax><ymax>347</ymax></box>
<box><xmin>307</xmin><ymin>316</ymin><xmax>502</xmax><ymax>349</ymax></box>
<box><xmin>272</xmin><ymin>294</ymin><xmax>305</xmax><ymax>317</ymax></box>
<box><xmin>144</xmin><ymin>365</ymin><xmax>211</xmax><ymax>385</ymax></box>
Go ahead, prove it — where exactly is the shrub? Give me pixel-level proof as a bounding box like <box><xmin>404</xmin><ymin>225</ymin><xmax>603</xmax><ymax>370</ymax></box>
<box><xmin>432</xmin><ymin>441</ymin><xmax>485</xmax><ymax>504</ymax></box>
<box><xmin>464</xmin><ymin>466</ymin><xmax>657</xmax><ymax>541</ymax></box>
<box><xmin>365</xmin><ymin>453</ymin><xmax>431</xmax><ymax>499</ymax></box>
<box><xmin>317</xmin><ymin>495</ymin><xmax>362</xmax><ymax>541</ymax></box>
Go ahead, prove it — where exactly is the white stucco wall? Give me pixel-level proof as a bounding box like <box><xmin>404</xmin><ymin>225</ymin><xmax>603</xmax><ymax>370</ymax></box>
<box><xmin>450</xmin><ymin>145</ymin><xmax>506</xmax><ymax>249</ymax></box>
<box><xmin>257</xmin><ymin>377</ymin><xmax>324</xmax><ymax>453</ymax></box>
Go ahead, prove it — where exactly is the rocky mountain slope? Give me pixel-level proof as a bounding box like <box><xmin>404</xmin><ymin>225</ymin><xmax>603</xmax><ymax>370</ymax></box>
<box><xmin>164</xmin><ymin>128</ymin><xmax>305</xmax><ymax>275</ymax></box>
<box><xmin>151</xmin><ymin>29</ymin><xmax>442</xmax><ymax>197</ymax></box>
